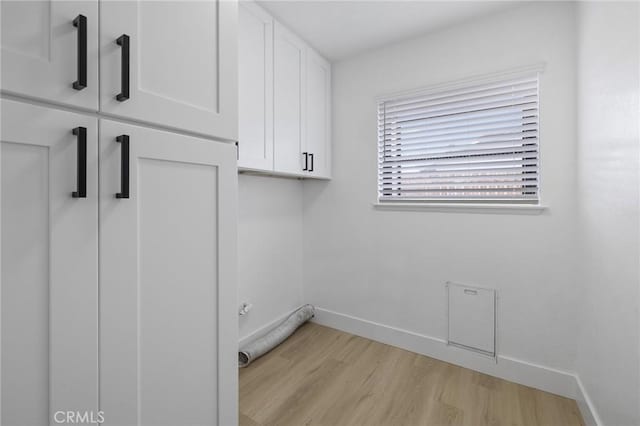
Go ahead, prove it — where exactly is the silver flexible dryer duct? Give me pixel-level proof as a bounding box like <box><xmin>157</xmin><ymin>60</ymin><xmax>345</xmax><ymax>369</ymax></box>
<box><xmin>239</xmin><ymin>304</ymin><xmax>315</xmax><ymax>368</ymax></box>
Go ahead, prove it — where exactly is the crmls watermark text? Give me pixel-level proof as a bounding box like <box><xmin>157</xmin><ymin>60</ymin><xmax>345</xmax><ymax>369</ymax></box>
<box><xmin>53</xmin><ymin>411</ymin><xmax>105</xmax><ymax>424</ymax></box>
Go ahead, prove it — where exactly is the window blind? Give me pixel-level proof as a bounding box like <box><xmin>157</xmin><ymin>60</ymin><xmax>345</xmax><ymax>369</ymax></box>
<box><xmin>377</xmin><ymin>72</ymin><xmax>540</xmax><ymax>203</ymax></box>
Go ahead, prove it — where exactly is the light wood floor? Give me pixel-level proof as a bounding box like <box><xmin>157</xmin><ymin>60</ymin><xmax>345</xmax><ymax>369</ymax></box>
<box><xmin>239</xmin><ymin>323</ymin><xmax>583</xmax><ymax>426</ymax></box>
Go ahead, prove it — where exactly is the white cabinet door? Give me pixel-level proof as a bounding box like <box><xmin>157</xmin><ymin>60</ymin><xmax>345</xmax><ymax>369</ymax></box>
<box><xmin>273</xmin><ymin>22</ymin><xmax>306</xmax><ymax>175</ymax></box>
<box><xmin>100</xmin><ymin>0</ymin><xmax>238</xmax><ymax>140</ymax></box>
<box><xmin>1</xmin><ymin>100</ymin><xmax>99</xmax><ymax>425</ymax></box>
<box><xmin>238</xmin><ymin>2</ymin><xmax>273</xmax><ymax>171</ymax></box>
<box><xmin>1</xmin><ymin>0</ymin><xmax>99</xmax><ymax>110</ymax></box>
<box><xmin>99</xmin><ymin>120</ymin><xmax>238</xmax><ymax>426</ymax></box>
<box><xmin>304</xmin><ymin>49</ymin><xmax>331</xmax><ymax>178</ymax></box>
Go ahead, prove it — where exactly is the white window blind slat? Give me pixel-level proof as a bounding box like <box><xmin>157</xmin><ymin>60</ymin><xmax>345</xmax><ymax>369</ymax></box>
<box><xmin>382</xmin><ymin>94</ymin><xmax>537</xmax><ymax>120</ymax></box>
<box><xmin>383</xmin><ymin>123</ymin><xmax>538</xmax><ymax>145</ymax></box>
<box><xmin>381</xmin><ymin>155</ymin><xmax>538</xmax><ymax>168</ymax></box>
<box><xmin>380</xmin><ymin>193</ymin><xmax>538</xmax><ymax>200</ymax></box>
<box><xmin>381</xmin><ymin>140</ymin><xmax>538</xmax><ymax>157</ymax></box>
<box><xmin>379</xmin><ymin>146</ymin><xmax>538</xmax><ymax>163</ymax></box>
<box><xmin>379</xmin><ymin>178</ymin><xmax>538</xmax><ymax>187</ymax></box>
<box><xmin>380</xmin><ymin>174</ymin><xmax>538</xmax><ymax>184</ymax></box>
<box><xmin>382</xmin><ymin>136</ymin><xmax>538</xmax><ymax>153</ymax></box>
<box><xmin>383</xmin><ymin>76</ymin><xmax>538</xmax><ymax>109</ymax></box>
<box><xmin>381</xmin><ymin>171</ymin><xmax>537</xmax><ymax>182</ymax></box>
<box><xmin>383</xmin><ymin>131</ymin><xmax>538</xmax><ymax>151</ymax></box>
<box><xmin>383</xmin><ymin>114</ymin><xmax>538</xmax><ymax>137</ymax></box>
<box><xmin>383</xmin><ymin>86</ymin><xmax>538</xmax><ymax>117</ymax></box>
<box><xmin>380</xmin><ymin>103</ymin><xmax>538</xmax><ymax>129</ymax></box>
<box><xmin>380</xmin><ymin>96</ymin><xmax>537</xmax><ymax>122</ymax></box>
<box><xmin>378</xmin><ymin>71</ymin><xmax>540</xmax><ymax>203</ymax></box>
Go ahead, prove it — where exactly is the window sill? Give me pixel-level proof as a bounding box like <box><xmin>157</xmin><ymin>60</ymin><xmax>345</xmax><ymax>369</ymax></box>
<box><xmin>372</xmin><ymin>202</ymin><xmax>547</xmax><ymax>215</ymax></box>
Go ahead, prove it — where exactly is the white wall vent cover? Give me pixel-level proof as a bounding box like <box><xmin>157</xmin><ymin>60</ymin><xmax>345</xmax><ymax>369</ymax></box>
<box><xmin>447</xmin><ymin>282</ymin><xmax>496</xmax><ymax>357</ymax></box>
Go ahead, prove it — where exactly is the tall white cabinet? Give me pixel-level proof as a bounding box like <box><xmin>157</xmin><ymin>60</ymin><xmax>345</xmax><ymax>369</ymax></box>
<box><xmin>1</xmin><ymin>1</ymin><xmax>238</xmax><ymax>425</ymax></box>
<box><xmin>238</xmin><ymin>1</ymin><xmax>331</xmax><ymax>179</ymax></box>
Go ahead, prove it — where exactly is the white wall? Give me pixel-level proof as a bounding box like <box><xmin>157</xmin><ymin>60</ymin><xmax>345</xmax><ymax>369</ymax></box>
<box><xmin>304</xmin><ymin>2</ymin><xmax>580</xmax><ymax>373</ymax></box>
<box><xmin>576</xmin><ymin>3</ymin><xmax>640</xmax><ymax>425</ymax></box>
<box><xmin>238</xmin><ymin>174</ymin><xmax>304</xmax><ymax>342</ymax></box>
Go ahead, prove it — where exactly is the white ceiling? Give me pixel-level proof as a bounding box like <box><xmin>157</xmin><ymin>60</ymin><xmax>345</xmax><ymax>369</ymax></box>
<box><xmin>257</xmin><ymin>1</ymin><xmax>524</xmax><ymax>62</ymax></box>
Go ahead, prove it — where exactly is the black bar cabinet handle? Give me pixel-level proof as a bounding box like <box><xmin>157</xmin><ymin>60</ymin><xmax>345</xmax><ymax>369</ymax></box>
<box><xmin>302</xmin><ymin>152</ymin><xmax>308</xmax><ymax>171</ymax></box>
<box><xmin>72</xmin><ymin>15</ymin><xmax>87</xmax><ymax>90</ymax></box>
<box><xmin>309</xmin><ymin>153</ymin><xmax>314</xmax><ymax>172</ymax></box>
<box><xmin>116</xmin><ymin>35</ymin><xmax>130</xmax><ymax>101</ymax></box>
<box><xmin>71</xmin><ymin>127</ymin><xmax>87</xmax><ymax>198</ymax></box>
<box><xmin>116</xmin><ymin>135</ymin><xmax>130</xmax><ymax>199</ymax></box>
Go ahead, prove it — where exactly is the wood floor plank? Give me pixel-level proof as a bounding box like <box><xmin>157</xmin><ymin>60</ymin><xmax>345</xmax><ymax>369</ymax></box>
<box><xmin>239</xmin><ymin>323</ymin><xmax>584</xmax><ymax>426</ymax></box>
<box><xmin>239</xmin><ymin>413</ymin><xmax>259</xmax><ymax>426</ymax></box>
<box><xmin>261</xmin><ymin>358</ymin><xmax>349</xmax><ymax>426</ymax></box>
<box><xmin>318</xmin><ymin>340</ymin><xmax>397</xmax><ymax>425</ymax></box>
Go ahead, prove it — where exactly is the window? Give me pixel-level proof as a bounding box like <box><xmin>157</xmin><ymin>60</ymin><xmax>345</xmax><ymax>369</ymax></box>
<box><xmin>377</xmin><ymin>71</ymin><xmax>540</xmax><ymax>204</ymax></box>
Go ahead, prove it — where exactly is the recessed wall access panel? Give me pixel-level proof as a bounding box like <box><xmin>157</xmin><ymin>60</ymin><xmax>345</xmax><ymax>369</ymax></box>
<box><xmin>447</xmin><ymin>282</ymin><xmax>496</xmax><ymax>357</ymax></box>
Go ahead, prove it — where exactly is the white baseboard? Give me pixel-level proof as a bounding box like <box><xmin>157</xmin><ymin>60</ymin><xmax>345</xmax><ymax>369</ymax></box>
<box><xmin>574</xmin><ymin>375</ymin><xmax>603</xmax><ymax>426</ymax></box>
<box><xmin>312</xmin><ymin>307</ymin><xmax>595</xmax><ymax>407</ymax></box>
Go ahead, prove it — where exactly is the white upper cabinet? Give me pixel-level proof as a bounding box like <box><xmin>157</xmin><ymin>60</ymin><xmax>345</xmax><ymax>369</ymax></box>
<box><xmin>1</xmin><ymin>0</ymin><xmax>99</xmax><ymax>110</ymax></box>
<box><xmin>239</xmin><ymin>6</ymin><xmax>331</xmax><ymax>179</ymax></box>
<box><xmin>100</xmin><ymin>0</ymin><xmax>238</xmax><ymax>140</ymax></box>
<box><xmin>304</xmin><ymin>49</ymin><xmax>331</xmax><ymax>178</ymax></box>
<box><xmin>273</xmin><ymin>21</ymin><xmax>307</xmax><ymax>175</ymax></box>
<box><xmin>238</xmin><ymin>2</ymin><xmax>273</xmax><ymax>170</ymax></box>
<box><xmin>1</xmin><ymin>0</ymin><xmax>237</xmax><ymax>142</ymax></box>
